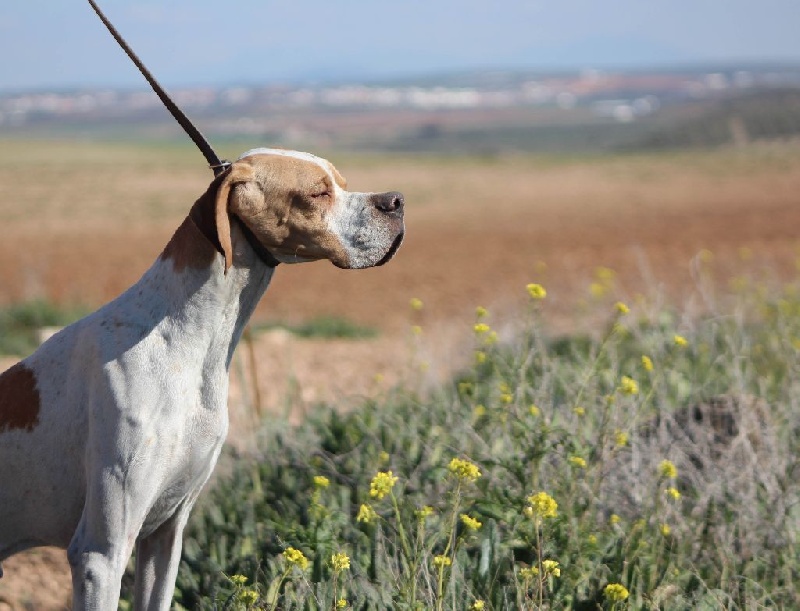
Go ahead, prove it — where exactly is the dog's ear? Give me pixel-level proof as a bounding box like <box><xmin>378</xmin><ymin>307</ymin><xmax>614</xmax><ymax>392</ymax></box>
<box><xmin>215</xmin><ymin>163</ymin><xmax>254</xmax><ymax>274</ymax></box>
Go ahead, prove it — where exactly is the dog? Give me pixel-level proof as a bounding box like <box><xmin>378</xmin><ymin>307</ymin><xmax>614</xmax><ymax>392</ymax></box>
<box><xmin>0</xmin><ymin>147</ymin><xmax>404</xmax><ymax>609</ymax></box>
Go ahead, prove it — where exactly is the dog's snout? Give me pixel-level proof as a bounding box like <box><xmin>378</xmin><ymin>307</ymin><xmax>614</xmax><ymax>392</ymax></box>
<box><xmin>374</xmin><ymin>191</ymin><xmax>404</xmax><ymax>214</ymax></box>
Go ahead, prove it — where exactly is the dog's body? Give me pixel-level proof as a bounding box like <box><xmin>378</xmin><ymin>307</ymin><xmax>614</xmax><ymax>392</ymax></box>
<box><xmin>0</xmin><ymin>148</ymin><xmax>404</xmax><ymax>609</ymax></box>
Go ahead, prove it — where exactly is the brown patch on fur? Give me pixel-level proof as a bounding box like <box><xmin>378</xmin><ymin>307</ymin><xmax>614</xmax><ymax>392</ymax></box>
<box><xmin>160</xmin><ymin>216</ymin><xmax>218</xmax><ymax>272</ymax></box>
<box><xmin>0</xmin><ymin>362</ymin><xmax>41</xmax><ymax>433</ymax></box>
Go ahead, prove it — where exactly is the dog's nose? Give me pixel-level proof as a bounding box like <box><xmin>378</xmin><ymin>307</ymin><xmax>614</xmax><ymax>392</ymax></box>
<box><xmin>374</xmin><ymin>191</ymin><xmax>404</xmax><ymax>214</ymax></box>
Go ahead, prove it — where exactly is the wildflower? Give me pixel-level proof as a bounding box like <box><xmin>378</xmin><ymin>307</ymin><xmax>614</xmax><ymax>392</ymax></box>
<box><xmin>527</xmin><ymin>283</ymin><xmax>547</xmax><ymax>300</ymax></box>
<box><xmin>619</xmin><ymin>376</ymin><xmax>639</xmax><ymax>395</ymax></box>
<box><xmin>588</xmin><ymin>534</ymin><xmax>598</xmax><ymax>545</ymax></box>
<box><xmin>473</xmin><ymin>404</ymin><xmax>486</xmax><ymax>418</ymax></box>
<box><xmin>660</xmin><ymin>523</ymin><xmax>671</xmax><ymax>537</ymax></box>
<box><xmin>520</xmin><ymin>566</ymin><xmax>539</xmax><ymax>578</ymax></box>
<box><xmin>369</xmin><ymin>471</ymin><xmax>398</xmax><ymax>500</ymax></box>
<box><xmin>356</xmin><ymin>503</ymin><xmax>378</xmax><ymax>524</ymax></box>
<box><xmin>568</xmin><ymin>456</ymin><xmax>587</xmax><ymax>469</ymax></box>
<box><xmin>673</xmin><ymin>334</ymin><xmax>688</xmax><ymax>347</ymax></box>
<box><xmin>573</xmin><ymin>406</ymin><xmax>586</xmax><ymax>417</ymax></box>
<box><xmin>283</xmin><ymin>547</ymin><xmax>309</xmax><ymax>571</ymax></box>
<box><xmin>614</xmin><ymin>429</ymin><xmax>629</xmax><ymax>447</ymax></box>
<box><xmin>378</xmin><ymin>450</ymin><xmax>390</xmax><ymax>464</ymax></box>
<box><xmin>665</xmin><ymin>486</ymin><xmax>681</xmax><ymax>500</ymax></box>
<box><xmin>460</xmin><ymin>514</ymin><xmax>482</xmax><ymax>531</ymax></box>
<box><xmin>474</xmin><ymin>322</ymin><xmax>491</xmax><ymax>334</ymax></box>
<box><xmin>596</xmin><ymin>266</ymin><xmax>616</xmax><ymax>282</ymax></box>
<box><xmin>658</xmin><ymin>459</ymin><xmax>678</xmax><ymax>479</ymax></box>
<box><xmin>500</xmin><ymin>392</ymin><xmax>513</xmax><ymax>404</ymax></box>
<box><xmin>542</xmin><ymin>559</ymin><xmax>561</xmax><ymax>577</ymax></box>
<box><xmin>448</xmin><ymin>457</ymin><xmax>482</xmax><ymax>482</ymax></box>
<box><xmin>529</xmin><ymin>404</ymin><xmax>540</xmax><ymax>417</ymax></box>
<box><xmin>475</xmin><ymin>350</ymin><xmax>487</xmax><ymax>364</ymax></box>
<box><xmin>484</xmin><ymin>330</ymin><xmax>499</xmax><ymax>345</ymax></box>
<box><xmin>336</xmin><ymin>599</ymin><xmax>348</xmax><ymax>609</ymax></box>
<box><xmin>604</xmin><ymin>583</ymin><xmax>630</xmax><ymax>603</ymax></box>
<box><xmin>470</xmin><ymin>600</ymin><xmax>485</xmax><ymax>611</ymax></box>
<box><xmin>230</xmin><ymin>574</ymin><xmax>248</xmax><ymax>586</ymax></box>
<box><xmin>641</xmin><ymin>355</ymin><xmax>654</xmax><ymax>372</ymax></box>
<box><xmin>458</xmin><ymin>381</ymin><xmax>473</xmax><ymax>395</ymax></box>
<box><xmin>609</xmin><ymin>514</ymin><xmax>621</xmax><ymax>525</ymax></box>
<box><xmin>409</xmin><ymin>297</ymin><xmax>423</xmax><ymax>311</ymax></box>
<box><xmin>415</xmin><ymin>505</ymin><xmax>434</xmax><ymax>520</ymax></box>
<box><xmin>433</xmin><ymin>555</ymin><xmax>452</xmax><ymax>567</ymax></box>
<box><xmin>590</xmin><ymin>282</ymin><xmax>606</xmax><ymax>298</ymax></box>
<box><xmin>330</xmin><ymin>552</ymin><xmax>351</xmax><ymax>572</ymax></box>
<box><xmin>411</xmin><ymin>325</ymin><xmax>423</xmax><ymax>336</ymax></box>
<box><xmin>237</xmin><ymin>588</ymin><xmax>259</xmax><ymax>606</ymax></box>
<box><xmin>526</xmin><ymin>492</ymin><xmax>558</xmax><ymax>520</ymax></box>
<box><xmin>615</xmin><ymin>301</ymin><xmax>630</xmax><ymax>315</ymax></box>
<box><xmin>475</xmin><ymin>305</ymin><xmax>488</xmax><ymax>318</ymax></box>
<box><xmin>313</xmin><ymin>475</ymin><xmax>330</xmax><ymax>489</ymax></box>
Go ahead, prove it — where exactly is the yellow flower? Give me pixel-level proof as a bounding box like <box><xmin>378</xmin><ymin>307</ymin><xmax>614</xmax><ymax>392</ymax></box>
<box><xmin>458</xmin><ymin>381</ymin><xmax>473</xmax><ymax>395</ymax></box>
<box><xmin>484</xmin><ymin>330</ymin><xmax>498</xmax><ymax>345</ymax></box>
<box><xmin>433</xmin><ymin>555</ymin><xmax>452</xmax><ymax>567</ymax></box>
<box><xmin>619</xmin><ymin>376</ymin><xmax>639</xmax><ymax>395</ymax></box>
<box><xmin>614</xmin><ymin>429</ymin><xmax>629</xmax><ymax>447</ymax></box>
<box><xmin>604</xmin><ymin>583</ymin><xmax>630</xmax><ymax>602</ymax></box>
<box><xmin>590</xmin><ymin>282</ymin><xmax>606</xmax><ymax>298</ymax></box>
<box><xmin>615</xmin><ymin>301</ymin><xmax>630</xmax><ymax>315</ymax></box>
<box><xmin>526</xmin><ymin>492</ymin><xmax>558</xmax><ymax>520</ymax></box>
<box><xmin>475</xmin><ymin>350</ymin><xmax>487</xmax><ymax>364</ymax></box>
<box><xmin>409</xmin><ymin>297</ymin><xmax>423</xmax><ymax>311</ymax></box>
<box><xmin>283</xmin><ymin>547</ymin><xmax>309</xmax><ymax>570</ymax></box>
<box><xmin>609</xmin><ymin>514</ymin><xmax>621</xmax><ymax>525</ymax></box>
<box><xmin>520</xmin><ymin>565</ymin><xmax>539</xmax><ymax>578</ymax></box>
<box><xmin>330</xmin><ymin>552</ymin><xmax>351</xmax><ymax>572</ymax></box>
<box><xmin>527</xmin><ymin>283</ymin><xmax>547</xmax><ymax>300</ymax></box>
<box><xmin>411</xmin><ymin>325</ymin><xmax>423</xmax><ymax>336</ymax></box>
<box><xmin>658</xmin><ymin>459</ymin><xmax>678</xmax><ymax>479</ymax></box>
<box><xmin>357</xmin><ymin>503</ymin><xmax>378</xmax><ymax>524</ymax></box>
<box><xmin>474</xmin><ymin>322</ymin><xmax>491</xmax><ymax>334</ymax></box>
<box><xmin>237</xmin><ymin>588</ymin><xmax>259</xmax><ymax>606</ymax></box>
<box><xmin>529</xmin><ymin>404</ymin><xmax>540</xmax><ymax>417</ymax></box>
<box><xmin>475</xmin><ymin>306</ymin><xmax>488</xmax><ymax>319</ymax></box>
<box><xmin>641</xmin><ymin>355</ymin><xmax>654</xmax><ymax>372</ymax></box>
<box><xmin>230</xmin><ymin>574</ymin><xmax>248</xmax><ymax>586</ymax></box>
<box><xmin>336</xmin><ymin>599</ymin><xmax>348</xmax><ymax>609</ymax></box>
<box><xmin>542</xmin><ymin>559</ymin><xmax>561</xmax><ymax>577</ymax></box>
<box><xmin>573</xmin><ymin>406</ymin><xmax>586</xmax><ymax>417</ymax></box>
<box><xmin>588</xmin><ymin>534</ymin><xmax>598</xmax><ymax>545</ymax></box>
<box><xmin>369</xmin><ymin>471</ymin><xmax>398</xmax><ymax>500</ymax></box>
<box><xmin>665</xmin><ymin>486</ymin><xmax>681</xmax><ymax>500</ymax></box>
<box><xmin>660</xmin><ymin>523</ymin><xmax>671</xmax><ymax>537</ymax></box>
<box><xmin>470</xmin><ymin>600</ymin><xmax>485</xmax><ymax>611</ymax></box>
<box><xmin>313</xmin><ymin>475</ymin><xmax>330</xmax><ymax>489</ymax></box>
<box><xmin>460</xmin><ymin>514</ymin><xmax>482</xmax><ymax>531</ymax></box>
<box><xmin>448</xmin><ymin>457</ymin><xmax>482</xmax><ymax>482</ymax></box>
<box><xmin>473</xmin><ymin>404</ymin><xmax>486</xmax><ymax>418</ymax></box>
<box><xmin>673</xmin><ymin>334</ymin><xmax>688</xmax><ymax>347</ymax></box>
<box><xmin>500</xmin><ymin>392</ymin><xmax>513</xmax><ymax>404</ymax></box>
<box><xmin>568</xmin><ymin>456</ymin><xmax>587</xmax><ymax>469</ymax></box>
<box><xmin>378</xmin><ymin>450</ymin><xmax>390</xmax><ymax>464</ymax></box>
<box><xmin>415</xmin><ymin>505</ymin><xmax>434</xmax><ymax>520</ymax></box>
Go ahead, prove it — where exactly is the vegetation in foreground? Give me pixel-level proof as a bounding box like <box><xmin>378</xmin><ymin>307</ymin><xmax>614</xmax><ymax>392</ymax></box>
<box><xmin>158</xmin><ymin>270</ymin><xmax>796</xmax><ymax>608</ymax></box>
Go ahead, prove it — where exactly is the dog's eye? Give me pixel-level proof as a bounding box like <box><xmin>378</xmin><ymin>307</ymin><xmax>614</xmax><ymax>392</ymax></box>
<box><xmin>310</xmin><ymin>189</ymin><xmax>331</xmax><ymax>199</ymax></box>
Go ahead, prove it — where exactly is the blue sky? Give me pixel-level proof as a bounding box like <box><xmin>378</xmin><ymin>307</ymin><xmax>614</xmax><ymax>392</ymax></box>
<box><xmin>2</xmin><ymin>1</ymin><xmax>800</xmax><ymax>91</ymax></box>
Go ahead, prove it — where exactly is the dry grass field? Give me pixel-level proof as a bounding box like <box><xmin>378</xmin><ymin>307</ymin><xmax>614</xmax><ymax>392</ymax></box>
<box><xmin>2</xmin><ymin>139</ymin><xmax>800</xmax><ymax>608</ymax></box>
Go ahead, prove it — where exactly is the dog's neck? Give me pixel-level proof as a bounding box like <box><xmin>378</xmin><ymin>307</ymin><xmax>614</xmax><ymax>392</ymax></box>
<box><xmin>131</xmin><ymin>191</ymin><xmax>276</xmax><ymax>371</ymax></box>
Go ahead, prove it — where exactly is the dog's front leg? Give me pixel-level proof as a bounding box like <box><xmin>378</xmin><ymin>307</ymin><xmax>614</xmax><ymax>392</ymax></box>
<box><xmin>133</xmin><ymin>506</ymin><xmax>192</xmax><ymax>611</ymax></box>
<box><xmin>67</xmin><ymin>478</ymin><xmax>139</xmax><ymax>610</ymax></box>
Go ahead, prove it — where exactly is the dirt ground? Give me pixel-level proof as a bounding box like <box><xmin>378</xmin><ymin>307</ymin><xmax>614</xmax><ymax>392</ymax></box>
<box><xmin>2</xmin><ymin>141</ymin><xmax>800</xmax><ymax>608</ymax></box>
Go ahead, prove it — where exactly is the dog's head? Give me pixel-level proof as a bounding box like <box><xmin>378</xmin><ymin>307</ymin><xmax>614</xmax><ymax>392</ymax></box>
<box><xmin>215</xmin><ymin>148</ymin><xmax>404</xmax><ymax>271</ymax></box>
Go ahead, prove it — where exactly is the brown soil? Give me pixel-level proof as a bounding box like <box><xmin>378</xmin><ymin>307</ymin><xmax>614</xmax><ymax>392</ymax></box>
<box><xmin>2</xmin><ymin>142</ymin><xmax>800</xmax><ymax>607</ymax></box>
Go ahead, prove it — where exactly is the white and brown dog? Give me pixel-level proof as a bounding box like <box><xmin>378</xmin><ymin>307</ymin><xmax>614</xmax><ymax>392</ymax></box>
<box><xmin>0</xmin><ymin>148</ymin><xmax>404</xmax><ymax>609</ymax></box>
